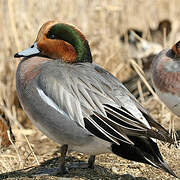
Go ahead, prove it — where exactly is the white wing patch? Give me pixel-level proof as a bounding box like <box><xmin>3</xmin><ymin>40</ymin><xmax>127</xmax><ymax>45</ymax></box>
<box><xmin>37</xmin><ymin>87</ymin><xmax>69</xmax><ymax>118</ymax></box>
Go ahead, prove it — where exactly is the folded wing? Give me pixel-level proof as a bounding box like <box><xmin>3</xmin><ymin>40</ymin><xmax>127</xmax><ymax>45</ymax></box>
<box><xmin>37</xmin><ymin>62</ymin><xmax>173</xmax><ymax>145</ymax></box>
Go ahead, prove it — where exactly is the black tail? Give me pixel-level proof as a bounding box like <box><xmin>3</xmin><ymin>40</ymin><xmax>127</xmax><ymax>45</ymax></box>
<box><xmin>111</xmin><ymin>136</ymin><xmax>178</xmax><ymax>178</ymax></box>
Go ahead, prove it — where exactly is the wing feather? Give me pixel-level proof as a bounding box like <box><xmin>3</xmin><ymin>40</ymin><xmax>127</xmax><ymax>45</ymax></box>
<box><xmin>37</xmin><ymin>62</ymin><xmax>173</xmax><ymax>144</ymax></box>
<box><xmin>84</xmin><ymin>116</ymin><xmax>120</xmax><ymax>145</ymax></box>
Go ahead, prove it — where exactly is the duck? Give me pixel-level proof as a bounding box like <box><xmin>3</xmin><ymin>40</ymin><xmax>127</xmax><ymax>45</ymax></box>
<box><xmin>121</xmin><ymin>20</ymin><xmax>172</xmax><ymax>99</ymax></box>
<box><xmin>14</xmin><ymin>20</ymin><xmax>177</xmax><ymax>177</ymax></box>
<box><xmin>152</xmin><ymin>41</ymin><xmax>180</xmax><ymax>137</ymax></box>
<box><xmin>150</xmin><ymin>19</ymin><xmax>172</xmax><ymax>45</ymax></box>
<box><xmin>120</xmin><ymin>19</ymin><xmax>172</xmax><ymax>47</ymax></box>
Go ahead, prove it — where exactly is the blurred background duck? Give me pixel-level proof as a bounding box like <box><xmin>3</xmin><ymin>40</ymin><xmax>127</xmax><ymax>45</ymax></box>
<box><xmin>152</xmin><ymin>41</ymin><xmax>180</xmax><ymax>140</ymax></box>
<box><xmin>121</xmin><ymin>19</ymin><xmax>172</xmax><ymax>99</ymax></box>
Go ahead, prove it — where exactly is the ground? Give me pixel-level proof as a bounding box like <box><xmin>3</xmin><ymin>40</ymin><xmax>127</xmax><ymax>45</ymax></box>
<box><xmin>0</xmin><ymin>0</ymin><xmax>179</xmax><ymax>180</ymax></box>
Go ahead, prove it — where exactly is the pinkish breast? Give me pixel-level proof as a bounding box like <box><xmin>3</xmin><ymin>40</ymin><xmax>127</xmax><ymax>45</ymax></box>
<box><xmin>152</xmin><ymin>53</ymin><xmax>180</xmax><ymax>95</ymax></box>
<box><xmin>17</xmin><ymin>56</ymin><xmax>50</xmax><ymax>88</ymax></box>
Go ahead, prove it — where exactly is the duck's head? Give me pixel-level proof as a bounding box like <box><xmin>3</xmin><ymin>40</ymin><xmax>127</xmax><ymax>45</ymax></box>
<box><xmin>172</xmin><ymin>41</ymin><xmax>180</xmax><ymax>59</ymax></box>
<box><xmin>14</xmin><ymin>21</ymin><xmax>92</xmax><ymax>63</ymax></box>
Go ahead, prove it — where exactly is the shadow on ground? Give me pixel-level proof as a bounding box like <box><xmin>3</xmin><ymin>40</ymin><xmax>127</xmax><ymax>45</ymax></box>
<box><xmin>0</xmin><ymin>156</ymin><xmax>148</xmax><ymax>180</ymax></box>
<box><xmin>0</xmin><ymin>156</ymin><xmax>120</xmax><ymax>179</ymax></box>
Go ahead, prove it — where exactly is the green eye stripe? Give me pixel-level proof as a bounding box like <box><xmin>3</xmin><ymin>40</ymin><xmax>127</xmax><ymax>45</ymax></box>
<box><xmin>48</xmin><ymin>24</ymin><xmax>92</xmax><ymax>63</ymax></box>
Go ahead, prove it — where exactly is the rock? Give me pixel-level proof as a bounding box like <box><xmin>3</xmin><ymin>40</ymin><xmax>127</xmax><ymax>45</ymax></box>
<box><xmin>112</xmin><ymin>166</ymin><xmax>120</xmax><ymax>174</ymax></box>
<box><xmin>136</xmin><ymin>177</ymin><xmax>148</xmax><ymax>180</ymax></box>
<box><xmin>118</xmin><ymin>174</ymin><xmax>148</xmax><ymax>180</ymax></box>
<box><xmin>118</xmin><ymin>174</ymin><xmax>136</xmax><ymax>180</ymax></box>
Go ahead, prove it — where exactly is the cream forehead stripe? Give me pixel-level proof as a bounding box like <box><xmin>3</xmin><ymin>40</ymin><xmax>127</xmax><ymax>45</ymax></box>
<box><xmin>35</xmin><ymin>21</ymin><xmax>59</xmax><ymax>41</ymax></box>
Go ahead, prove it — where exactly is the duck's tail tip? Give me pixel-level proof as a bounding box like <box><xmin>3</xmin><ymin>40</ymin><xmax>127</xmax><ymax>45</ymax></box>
<box><xmin>159</xmin><ymin>160</ymin><xmax>178</xmax><ymax>178</ymax></box>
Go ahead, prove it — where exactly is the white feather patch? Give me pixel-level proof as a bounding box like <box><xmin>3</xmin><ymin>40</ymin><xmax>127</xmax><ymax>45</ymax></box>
<box><xmin>37</xmin><ymin>87</ymin><xmax>69</xmax><ymax>118</ymax></box>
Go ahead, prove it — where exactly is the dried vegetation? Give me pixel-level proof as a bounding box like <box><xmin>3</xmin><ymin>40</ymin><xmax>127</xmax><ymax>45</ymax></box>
<box><xmin>0</xmin><ymin>0</ymin><xmax>179</xmax><ymax>179</ymax></box>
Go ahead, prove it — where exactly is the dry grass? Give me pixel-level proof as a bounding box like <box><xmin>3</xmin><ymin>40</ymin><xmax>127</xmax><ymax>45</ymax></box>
<box><xmin>0</xmin><ymin>0</ymin><xmax>180</xmax><ymax>179</ymax></box>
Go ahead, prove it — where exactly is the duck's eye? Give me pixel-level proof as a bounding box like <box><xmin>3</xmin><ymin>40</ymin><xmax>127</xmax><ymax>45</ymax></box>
<box><xmin>47</xmin><ymin>33</ymin><xmax>55</xmax><ymax>39</ymax></box>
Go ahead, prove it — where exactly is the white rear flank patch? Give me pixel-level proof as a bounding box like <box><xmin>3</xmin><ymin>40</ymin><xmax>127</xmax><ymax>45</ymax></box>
<box><xmin>37</xmin><ymin>87</ymin><xmax>69</xmax><ymax>118</ymax></box>
<box><xmin>17</xmin><ymin>42</ymin><xmax>40</xmax><ymax>57</ymax></box>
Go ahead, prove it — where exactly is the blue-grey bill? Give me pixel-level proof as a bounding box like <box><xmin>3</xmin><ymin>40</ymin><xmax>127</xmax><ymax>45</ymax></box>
<box><xmin>14</xmin><ymin>42</ymin><xmax>40</xmax><ymax>58</ymax></box>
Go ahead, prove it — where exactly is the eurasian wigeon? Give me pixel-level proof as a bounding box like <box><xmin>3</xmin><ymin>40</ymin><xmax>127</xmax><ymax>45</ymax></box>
<box><xmin>152</xmin><ymin>41</ymin><xmax>180</xmax><ymax>139</ymax></box>
<box><xmin>14</xmin><ymin>21</ymin><xmax>177</xmax><ymax>177</ymax></box>
<box><xmin>152</xmin><ymin>41</ymin><xmax>180</xmax><ymax>117</ymax></box>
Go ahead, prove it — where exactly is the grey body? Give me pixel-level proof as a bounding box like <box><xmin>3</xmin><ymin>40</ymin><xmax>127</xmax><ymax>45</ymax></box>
<box><xmin>16</xmin><ymin>56</ymin><xmax>169</xmax><ymax>154</ymax></box>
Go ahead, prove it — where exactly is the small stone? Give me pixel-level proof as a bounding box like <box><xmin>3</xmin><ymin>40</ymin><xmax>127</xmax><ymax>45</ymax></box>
<box><xmin>118</xmin><ymin>174</ymin><xmax>136</xmax><ymax>180</ymax></box>
<box><xmin>112</xmin><ymin>166</ymin><xmax>119</xmax><ymax>173</ymax></box>
<box><xmin>118</xmin><ymin>174</ymin><xmax>149</xmax><ymax>180</ymax></box>
<box><xmin>135</xmin><ymin>177</ymin><xmax>148</xmax><ymax>180</ymax></box>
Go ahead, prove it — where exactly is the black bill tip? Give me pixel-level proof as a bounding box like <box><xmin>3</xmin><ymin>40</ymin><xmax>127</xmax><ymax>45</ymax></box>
<box><xmin>14</xmin><ymin>53</ymin><xmax>23</xmax><ymax>58</ymax></box>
